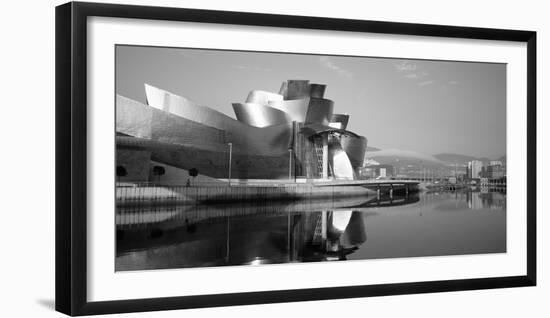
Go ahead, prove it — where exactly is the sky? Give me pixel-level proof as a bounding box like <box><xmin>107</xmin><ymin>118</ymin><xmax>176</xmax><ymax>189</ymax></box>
<box><xmin>116</xmin><ymin>45</ymin><xmax>506</xmax><ymax>159</ymax></box>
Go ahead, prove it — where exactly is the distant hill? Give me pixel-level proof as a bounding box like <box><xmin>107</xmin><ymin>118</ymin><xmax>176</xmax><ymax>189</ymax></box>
<box><xmin>364</xmin><ymin>148</ymin><xmax>505</xmax><ymax>169</ymax></box>
<box><xmin>434</xmin><ymin>153</ymin><xmax>504</xmax><ymax>165</ymax></box>
<box><xmin>364</xmin><ymin>148</ymin><xmax>446</xmax><ymax>167</ymax></box>
<box><xmin>434</xmin><ymin>153</ymin><xmax>477</xmax><ymax>164</ymax></box>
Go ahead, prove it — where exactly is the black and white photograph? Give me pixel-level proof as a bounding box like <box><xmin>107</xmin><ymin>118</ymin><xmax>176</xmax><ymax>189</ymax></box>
<box><xmin>115</xmin><ymin>45</ymin><xmax>507</xmax><ymax>271</ymax></box>
<box><xmin>1</xmin><ymin>0</ymin><xmax>546</xmax><ymax>316</ymax></box>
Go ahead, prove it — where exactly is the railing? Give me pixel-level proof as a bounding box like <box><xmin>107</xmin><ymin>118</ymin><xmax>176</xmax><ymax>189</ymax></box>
<box><xmin>115</xmin><ymin>182</ymin><xmax>373</xmax><ymax>206</ymax></box>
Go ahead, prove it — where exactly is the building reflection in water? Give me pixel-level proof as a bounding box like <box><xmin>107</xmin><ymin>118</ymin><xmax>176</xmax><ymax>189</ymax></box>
<box><xmin>116</xmin><ymin>194</ymin><xmax>419</xmax><ymax>271</ymax></box>
<box><xmin>116</xmin><ymin>190</ymin><xmax>506</xmax><ymax>271</ymax></box>
<box><xmin>467</xmin><ymin>190</ymin><xmax>506</xmax><ymax>210</ymax></box>
<box><xmin>422</xmin><ymin>189</ymin><xmax>506</xmax><ymax>211</ymax></box>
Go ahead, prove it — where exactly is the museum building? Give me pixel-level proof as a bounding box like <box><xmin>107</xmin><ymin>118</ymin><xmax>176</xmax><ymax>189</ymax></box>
<box><xmin>116</xmin><ymin>80</ymin><xmax>368</xmax><ymax>182</ymax></box>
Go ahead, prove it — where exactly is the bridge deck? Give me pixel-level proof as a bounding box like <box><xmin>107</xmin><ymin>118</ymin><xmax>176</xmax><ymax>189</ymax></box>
<box><xmin>312</xmin><ymin>179</ymin><xmax>419</xmax><ymax>187</ymax></box>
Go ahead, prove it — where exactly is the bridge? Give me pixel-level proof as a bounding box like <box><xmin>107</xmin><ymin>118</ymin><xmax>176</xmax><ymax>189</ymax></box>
<box><xmin>311</xmin><ymin>179</ymin><xmax>419</xmax><ymax>187</ymax></box>
<box><xmin>312</xmin><ymin>179</ymin><xmax>420</xmax><ymax>197</ymax></box>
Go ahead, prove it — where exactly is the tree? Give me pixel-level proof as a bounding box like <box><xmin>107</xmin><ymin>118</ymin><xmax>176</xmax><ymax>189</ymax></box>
<box><xmin>116</xmin><ymin>166</ymin><xmax>127</xmax><ymax>182</ymax></box>
<box><xmin>188</xmin><ymin>168</ymin><xmax>198</xmax><ymax>185</ymax></box>
<box><xmin>152</xmin><ymin>165</ymin><xmax>166</xmax><ymax>183</ymax></box>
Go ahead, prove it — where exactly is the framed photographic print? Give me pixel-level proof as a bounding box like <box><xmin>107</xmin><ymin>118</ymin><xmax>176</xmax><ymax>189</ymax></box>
<box><xmin>55</xmin><ymin>1</ymin><xmax>536</xmax><ymax>316</ymax></box>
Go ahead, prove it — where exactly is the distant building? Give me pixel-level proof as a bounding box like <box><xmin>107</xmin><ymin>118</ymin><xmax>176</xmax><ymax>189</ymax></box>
<box><xmin>489</xmin><ymin>160</ymin><xmax>503</xmax><ymax>166</ymax></box>
<box><xmin>468</xmin><ymin>160</ymin><xmax>483</xmax><ymax>179</ymax></box>
<box><xmin>358</xmin><ymin>164</ymin><xmax>395</xmax><ymax>179</ymax></box>
<box><xmin>486</xmin><ymin>164</ymin><xmax>506</xmax><ymax>179</ymax></box>
<box><xmin>363</xmin><ymin>158</ymin><xmax>380</xmax><ymax>166</ymax></box>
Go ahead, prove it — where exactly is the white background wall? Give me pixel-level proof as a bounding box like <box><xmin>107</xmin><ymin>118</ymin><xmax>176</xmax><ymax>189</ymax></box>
<box><xmin>0</xmin><ymin>0</ymin><xmax>547</xmax><ymax>316</ymax></box>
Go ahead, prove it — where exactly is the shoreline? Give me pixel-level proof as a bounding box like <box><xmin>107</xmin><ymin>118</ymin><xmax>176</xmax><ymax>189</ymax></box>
<box><xmin>116</xmin><ymin>183</ymin><xmax>378</xmax><ymax>206</ymax></box>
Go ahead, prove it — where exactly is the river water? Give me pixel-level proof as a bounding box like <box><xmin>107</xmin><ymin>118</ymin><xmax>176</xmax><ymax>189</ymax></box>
<box><xmin>116</xmin><ymin>189</ymin><xmax>506</xmax><ymax>271</ymax></box>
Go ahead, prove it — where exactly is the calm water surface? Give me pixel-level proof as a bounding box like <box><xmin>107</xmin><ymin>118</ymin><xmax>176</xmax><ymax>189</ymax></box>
<box><xmin>116</xmin><ymin>189</ymin><xmax>506</xmax><ymax>271</ymax></box>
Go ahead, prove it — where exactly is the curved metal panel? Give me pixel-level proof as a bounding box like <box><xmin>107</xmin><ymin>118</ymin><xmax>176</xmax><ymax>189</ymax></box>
<box><xmin>245</xmin><ymin>90</ymin><xmax>283</xmax><ymax>105</ymax></box>
<box><xmin>278</xmin><ymin>81</ymin><xmax>288</xmax><ymax>97</ymax></box>
<box><xmin>117</xmin><ymin>95</ymin><xmax>153</xmax><ymax>139</ymax></box>
<box><xmin>286</xmin><ymin>80</ymin><xmax>310</xmax><ymax>100</ymax></box>
<box><xmin>305</xmin><ymin>98</ymin><xmax>334</xmax><ymax>125</ymax></box>
<box><xmin>118</xmin><ymin>95</ymin><xmax>226</xmax><ymax>147</ymax></box>
<box><xmin>309</xmin><ymin>84</ymin><xmax>326</xmax><ymax>99</ymax></box>
<box><xmin>329</xmin><ymin>114</ymin><xmax>350</xmax><ymax>130</ymax></box>
<box><xmin>340</xmin><ymin>135</ymin><xmax>367</xmax><ymax>169</ymax></box>
<box><xmin>328</xmin><ymin>137</ymin><xmax>354</xmax><ymax>180</ymax></box>
<box><xmin>268</xmin><ymin>98</ymin><xmax>310</xmax><ymax>122</ymax></box>
<box><xmin>143</xmin><ymin>85</ymin><xmax>293</xmax><ymax>156</ymax></box>
<box><xmin>145</xmin><ymin>83</ymin><xmax>199</xmax><ymax>115</ymax></box>
<box><xmin>232</xmin><ymin>103</ymin><xmax>291</xmax><ymax>127</ymax></box>
<box><xmin>299</xmin><ymin>123</ymin><xmax>359</xmax><ymax>139</ymax></box>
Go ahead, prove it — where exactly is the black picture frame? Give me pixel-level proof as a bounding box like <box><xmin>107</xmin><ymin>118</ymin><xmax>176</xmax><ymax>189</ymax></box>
<box><xmin>55</xmin><ymin>1</ymin><xmax>537</xmax><ymax>316</ymax></box>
